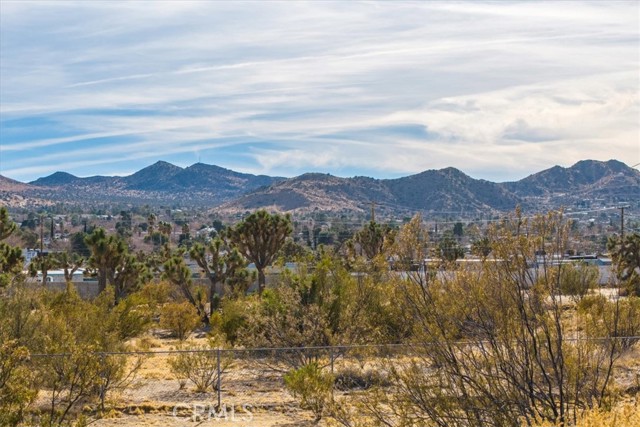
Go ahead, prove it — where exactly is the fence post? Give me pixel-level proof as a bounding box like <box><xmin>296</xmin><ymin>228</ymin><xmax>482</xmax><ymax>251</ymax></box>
<box><xmin>99</xmin><ymin>352</ymin><xmax>106</xmax><ymax>411</ymax></box>
<box><xmin>217</xmin><ymin>348</ymin><xmax>221</xmax><ymax>409</ymax></box>
<box><xmin>330</xmin><ymin>347</ymin><xmax>335</xmax><ymax>398</ymax></box>
<box><xmin>330</xmin><ymin>346</ymin><xmax>334</xmax><ymax>375</ymax></box>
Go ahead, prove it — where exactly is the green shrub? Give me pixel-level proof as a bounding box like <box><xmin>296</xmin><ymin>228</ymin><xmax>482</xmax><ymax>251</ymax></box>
<box><xmin>559</xmin><ymin>263</ymin><xmax>599</xmax><ymax>301</ymax></box>
<box><xmin>0</xmin><ymin>341</ymin><xmax>37</xmax><ymax>427</ymax></box>
<box><xmin>160</xmin><ymin>302</ymin><xmax>200</xmax><ymax>340</ymax></box>
<box><xmin>217</xmin><ymin>297</ymin><xmax>252</xmax><ymax>345</ymax></box>
<box><xmin>284</xmin><ymin>362</ymin><xmax>334</xmax><ymax>421</ymax></box>
<box><xmin>168</xmin><ymin>339</ymin><xmax>232</xmax><ymax>393</ymax></box>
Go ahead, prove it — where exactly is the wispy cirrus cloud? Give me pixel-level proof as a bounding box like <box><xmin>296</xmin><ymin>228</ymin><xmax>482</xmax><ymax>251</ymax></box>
<box><xmin>0</xmin><ymin>1</ymin><xmax>638</xmax><ymax>182</ymax></box>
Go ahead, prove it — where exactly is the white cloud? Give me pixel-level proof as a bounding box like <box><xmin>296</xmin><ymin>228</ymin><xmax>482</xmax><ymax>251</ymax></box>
<box><xmin>0</xmin><ymin>1</ymin><xmax>638</xmax><ymax>182</ymax></box>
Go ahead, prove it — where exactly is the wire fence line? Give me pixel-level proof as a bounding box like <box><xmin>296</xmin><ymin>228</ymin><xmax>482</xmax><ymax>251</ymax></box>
<box><xmin>29</xmin><ymin>334</ymin><xmax>640</xmax><ymax>358</ymax></box>
<box><xmin>22</xmin><ymin>336</ymin><xmax>640</xmax><ymax>424</ymax></box>
<box><xmin>26</xmin><ymin>342</ymin><xmax>420</xmax><ymax>423</ymax></box>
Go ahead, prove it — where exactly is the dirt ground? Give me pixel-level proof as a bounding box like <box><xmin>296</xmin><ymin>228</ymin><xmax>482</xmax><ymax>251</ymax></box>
<box><xmin>88</xmin><ymin>336</ymin><xmax>325</xmax><ymax>426</ymax></box>
<box><xmin>33</xmin><ymin>330</ymin><xmax>640</xmax><ymax>427</ymax></box>
<box><xmin>93</xmin><ymin>411</ymin><xmax>316</xmax><ymax>427</ymax></box>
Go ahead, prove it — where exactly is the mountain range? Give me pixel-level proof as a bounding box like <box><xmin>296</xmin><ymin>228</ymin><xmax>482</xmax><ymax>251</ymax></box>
<box><xmin>1</xmin><ymin>160</ymin><xmax>638</xmax><ymax>215</ymax></box>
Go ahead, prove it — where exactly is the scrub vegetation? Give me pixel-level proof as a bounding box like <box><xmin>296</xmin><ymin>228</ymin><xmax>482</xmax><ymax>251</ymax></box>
<box><xmin>1</xmin><ymin>206</ymin><xmax>639</xmax><ymax>426</ymax></box>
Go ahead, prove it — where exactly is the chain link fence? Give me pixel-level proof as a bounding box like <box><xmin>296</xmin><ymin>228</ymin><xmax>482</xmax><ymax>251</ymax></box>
<box><xmin>25</xmin><ymin>343</ymin><xmax>421</xmax><ymax>424</ymax></box>
<box><xmin>25</xmin><ymin>337</ymin><xmax>640</xmax><ymax>425</ymax></box>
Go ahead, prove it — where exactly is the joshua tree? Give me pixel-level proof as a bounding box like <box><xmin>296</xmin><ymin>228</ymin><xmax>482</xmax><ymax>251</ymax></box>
<box><xmin>228</xmin><ymin>210</ymin><xmax>292</xmax><ymax>295</ymax></box>
<box><xmin>0</xmin><ymin>207</ymin><xmax>16</xmax><ymax>240</ymax></box>
<box><xmin>28</xmin><ymin>253</ymin><xmax>58</xmax><ymax>285</ymax></box>
<box><xmin>163</xmin><ymin>250</ymin><xmax>208</xmax><ymax>322</ymax></box>
<box><xmin>608</xmin><ymin>232</ymin><xmax>640</xmax><ymax>295</ymax></box>
<box><xmin>85</xmin><ymin>228</ymin><xmax>125</xmax><ymax>293</ymax></box>
<box><xmin>84</xmin><ymin>228</ymin><xmax>147</xmax><ymax>300</ymax></box>
<box><xmin>190</xmin><ymin>237</ymin><xmax>249</xmax><ymax>314</ymax></box>
<box><xmin>53</xmin><ymin>252</ymin><xmax>84</xmax><ymax>283</ymax></box>
<box><xmin>0</xmin><ymin>207</ymin><xmax>23</xmax><ymax>288</ymax></box>
<box><xmin>353</xmin><ymin>220</ymin><xmax>393</xmax><ymax>260</ymax></box>
<box><xmin>147</xmin><ymin>213</ymin><xmax>156</xmax><ymax>235</ymax></box>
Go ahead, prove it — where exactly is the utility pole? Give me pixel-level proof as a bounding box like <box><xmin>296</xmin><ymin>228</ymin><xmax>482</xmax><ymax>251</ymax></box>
<box><xmin>370</xmin><ymin>201</ymin><xmax>375</xmax><ymax>222</ymax></box>
<box><xmin>620</xmin><ymin>205</ymin><xmax>628</xmax><ymax>240</ymax></box>
<box><xmin>39</xmin><ymin>214</ymin><xmax>44</xmax><ymax>253</ymax></box>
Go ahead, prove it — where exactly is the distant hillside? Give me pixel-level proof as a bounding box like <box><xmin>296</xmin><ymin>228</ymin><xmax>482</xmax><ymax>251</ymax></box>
<box><xmin>165</xmin><ymin>163</ymin><xmax>279</xmax><ymax>193</ymax></box>
<box><xmin>220</xmin><ymin>173</ymin><xmax>397</xmax><ymax>213</ymax></box>
<box><xmin>3</xmin><ymin>159</ymin><xmax>638</xmax><ymax>213</ymax></box>
<box><xmin>21</xmin><ymin>161</ymin><xmax>283</xmax><ymax>207</ymax></box>
<box><xmin>0</xmin><ymin>174</ymin><xmax>32</xmax><ymax>191</ymax></box>
<box><xmin>504</xmin><ymin>160</ymin><xmax>633</xmax><ymax>196</ymax></box>
<box><xmin>385</xmin><ymin>167</ymin><xmax>520</xmax><ymax>212</ymax></box>
<box><xmin>500</xmin><ymin>159</ymin><xmax>640</xmax><ymax>210</ymax></box>
<box><xmin>219</xmin><ymin>167</ymin><xmax>521</xmax><ymax>214</ymax></box>
<box><xmin>0</xmin><ymin>175</ymin><xmax>53</xmax><ymax>208</ymax></box>
<box><xmin>218</xmin><ymin>160</ymin><xmax>639</xmax><ymax>214</ymax></box>
<box><xmin>122</xmin><ymin>161</ymin><xmax>183</xmax><ymax>191</ymax></box>
<box><xmin>30</xmin><ymin>171</ymin><xmax>81</xmax><ymax>186</ymax></box>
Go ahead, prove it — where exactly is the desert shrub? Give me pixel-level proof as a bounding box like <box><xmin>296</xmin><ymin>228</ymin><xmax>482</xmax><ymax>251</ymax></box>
<box><xmin>560</xmin><ymin>263</ymin><xmax>599</xmax><ymax>301</ymax></box>
<box><xmin>284</xmin><ymin>362</ymin><xmax>334</xmax><ymax>421</ymax></box>
<box><xmin>578</xmin><ymin>295</ymin><xmax>640</xmax><ymax>350</ymax></box>
<box><xmin>36</xmin><ymin>343</ymin><xmax>104</xmax><ymax>426</ymax></box>
<box><xmin>98</xmin><ymin>290</ymin><xmax>153</xmax><ymax>341</ymax></box>
<box><xmin>134</xmin><ymin>335</ymin><xmax>161</xmax><ymax>351</ymax></box>
<box><xmin>160</xmin><ymin>301</ymin><xmax>201</xmax><ymax>340</ymax></box>
<box><xmin>608</xmin><ymin>233</ymin><xmax>640</xmax><ymax>296</ymax></box>
<box><xmin>168</xmin><ymin>338</ymin><xmax>232</xmax><ymax>393</ymax></box>
<box><xmin>0</xmin><ymin>251</ymin><xmax>148</xmax><ymax>423</ymax></box>
<box><xmin>97</xmin><ymin>352</ymin><xmax>144</xmax><ymax>411</ymax></box>
<box><xmin>577</xmin><ymin>294</ymin><xmax>608</xmax><ymax>315</ymax></box>
<box><xmin>0</xmin><ymin>284</ymin><xmax>45</xmax><ymax>348</ymax></box>
<box><xmin>236</xmin><ymin>251</ymin><xmax>402</xmax><ymax>369</ymax></box>
<box><xmin>362</xmin><ymin>211</ymin><xmax>632</xmax><ymax>427</ymax></box>
<box><xmin>532</xmin><ymin>400</ymin><xmax>639</xmax><ymax>427</ymax></box>
<box><xmin>616</xmin><ymin>297</ymin><xmax>640</xmax><ymax>347</ymax></box>
<box><xmin>334</xmin><ymin>367</ymin><xmax>389</xmax><ymax>391</ymax></box>
<box><xmin>215</xmin><ymin>296</ymin><xmax>253</xmax><ymax>345</ymax></box>
<box><xmin>133</xmin><ymin>281</ymin><xmax>172</xmax><ymax>322</ymax></box>
<box><xmin>0</xmin><ymin>341</ymin><xmax>37</xmax><ymax>427</ymax></box>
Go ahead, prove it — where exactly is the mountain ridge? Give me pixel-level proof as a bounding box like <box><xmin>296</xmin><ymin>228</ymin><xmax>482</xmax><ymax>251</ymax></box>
<box><xmin>2</xmin><ymin>159</ymin><xmax>638</xmax><ymax>214</ymax></box>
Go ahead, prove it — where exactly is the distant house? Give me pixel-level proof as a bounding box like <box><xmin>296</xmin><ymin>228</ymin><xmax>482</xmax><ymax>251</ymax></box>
<box><xmin>28</xmin><ymin>268</ymin><xmax>88</xmax><ymax>283</ymax></box>
<box><xmin>568</xmin><ymin>254</ymin><xmax>612</xmax><ymax>266</ymax></box>
<box><xmin>196</xmin><ymin>226</ymin><xmax>218</xmax><ymax>239</ymax></box>
<box><xmin>22</xmin><ymin>249</ymin><xmax>64</xmax><ymax>266</ymax></box>
<box><xmin>22</xmin><ymin>248</ymin><xmax>39</xmax><ymax>266</ymax></box>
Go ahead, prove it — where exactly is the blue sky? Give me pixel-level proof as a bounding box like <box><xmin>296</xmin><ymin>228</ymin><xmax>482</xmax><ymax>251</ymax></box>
<box><xmin>1</xmin><ymin>1</ymin><xmax>638</xmax><ymax>183</ymax></box>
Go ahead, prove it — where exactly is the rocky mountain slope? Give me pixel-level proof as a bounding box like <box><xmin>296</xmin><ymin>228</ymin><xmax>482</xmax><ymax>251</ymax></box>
<box><xmin>6</xmin><ymin>161</ymin><xmax>283</xmax><ymax>207</ymax></box>
<box><xmin>504</xmin><ymin>160</ymin><xmax>633</xmax><ymax>196</ymax></box>
<box><xmin>217</xmin><ymin>159</ymin><xmax>639</xmax><ymax>214</ymax></box>
<box><xmin>221</xmin><ymin>167</ymin><xmax>522</xmax><ymax>214</ymax></box>
<box><xmin>1</xmin><ymin>160</ymin><xmax>637</xmax><ymax>214</ymax></box>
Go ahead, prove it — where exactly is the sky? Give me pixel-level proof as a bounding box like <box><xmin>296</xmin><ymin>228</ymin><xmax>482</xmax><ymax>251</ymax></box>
<box><xmin>0</xmin><ymin>1</ymin><xmax>638</xmax><ymax>183</ymax></box>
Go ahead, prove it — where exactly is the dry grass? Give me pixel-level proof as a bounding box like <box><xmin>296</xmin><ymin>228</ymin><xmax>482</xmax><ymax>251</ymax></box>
<box><xmin>78</xmin><ymin>332</ymin><xmax>640</xmax><ymax>427</ymax></box>
<box><xmin>533</xmin><ymin>400</ymin><xmax>640</xmax><ymax>427</ymax></box>
<box><xmin>92</xmin><ymin>412</ymin><xmax>316</xmax><ymax>426</ymax></box>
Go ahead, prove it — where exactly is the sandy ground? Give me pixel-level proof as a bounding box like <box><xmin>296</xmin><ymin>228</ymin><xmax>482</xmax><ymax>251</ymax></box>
<box><xmin>31</xmin><ymin>330</ymin><xmax>640</xmax><ymax>427</ymax></box>
<box><xmin>89</xmin><ymin>341</ymin><xmax>325</xmax><ymax>427</ymax></box>
<box><xmin>93</xmin><ymin>411</ymin><xmax>315</xmax><ymax>427</ymax></box>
